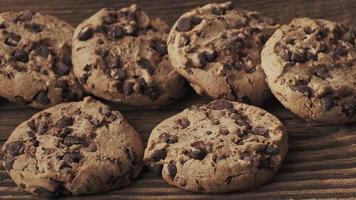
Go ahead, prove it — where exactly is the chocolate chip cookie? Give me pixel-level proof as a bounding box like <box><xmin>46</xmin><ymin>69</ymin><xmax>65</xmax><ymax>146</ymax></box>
<box><xmin>0</xmin><ymin>10</ymin><xmax>84</xmax><ymax>109</ymax></box>
<box><xmin>144</xmin><ymin>99</ymin><xmax>287</xmax><ymax>193</ymax></box>
<box><xmin>72</xmin><ymin>4</ymin><xmax>185</xmax><ymax>107</ymax></box>
<box><xmin>167</xmin><ymin>2</ymin><xmax>278</xmax><ymax>105</ymax></box>
<box><xmin>1</xmin><ymin>97</ymin><xmax>144</xmax><ymax>198</ymax></box>
<box><xmin>261</xmin><ymin>18</ymin><xmax>356</xmax><ymax>124</ymax></box>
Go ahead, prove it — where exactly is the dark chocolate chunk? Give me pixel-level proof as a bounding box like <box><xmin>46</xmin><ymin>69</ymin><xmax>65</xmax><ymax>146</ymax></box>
<box><xmin>159</xmin><ymin>133</ymin><xmax>178</xmax><ymax>144</ymax></box>
<box><xmin>212</xmin><ymin>7</ymin><xmax>226</xmax><ymax>15</ymax></box>
<box><xmin>280</xmin><ymin>50</ymin><xmax>291</xmax><ymax>61</ymax></box>
<box><xmin>209</xmin><ymin>99</ymin><xmax>233</xmax><ymax>110</ymax></box>
<box><xmin>78</xmin><ymin>26</ymin><xmax>94</xmax><ymax>41</ymax></box>
<box><xmin>149</xmin><ymin>164</ymin><xmax>163</xmax><ymax>175</ymax></box>
<box><xmin>316</xmin><ymin>28</ymin><xmax>327</xmax><ymax>40</ymax></box>
<box><xmin>290</xmin><ymin>51</ymin><xmax>307</xmax><ymax>63</ymax></box>
<box><xmin>62</xmin><ymin>89</ymin><xmax>78</xmax><ymax>101</ymax></box>
<box><xmin>176</xmin><ymin>118</ymin><xmax>190</xmax><ymax>129</ymax></box>
<box><xmin>14</xmin><ymin>96</ymin><xmax>30</xmax><ymax>105</ymax></box>
<box><xmin>13</xmin><ymin>49</ymin><xmax>29</xmax><ymax>62</ymax></box>
<box><xmin>33</xmin><ymin>187</ymin><xmax>55</xmax><ymax>198</ymax></box>
<box><xmin>233</xmin><ymin>61</ymin><xmax>244</xmax><ymax>70</ymax></box>
<box><xmin>143</xmin><ymin>87</ymin><xmax>159</xmax><ymax>101</ymax></box>
<box><xmin>151</xmin><ymin>149</ymin><xmax>167</xmax><ymax>162</ymax></box>
<box><xmin>58</xmin><ymin>127</ymin><xmax>72</xmax><ymax>138</ymax></box>
<box><xmin>54</xmin><ymin>62</ymin><xmax>71</xmax><ymax>76</ymax></box>
<box><xmin>149</xmin><ymin>39</ymin><xmax>167</xmax><ymax>56</ymax></box>
<box><xmin>55</xmin><ymin>80</ymin><xmax>68</xmax><ymax>89</ymax></box>
<box><xmin>335</xmin><ymin>43</ymin><xmax>348</xmax><ymax>56</ymax></box>
<box><xmin>24</xmin><ymin>23</ymin><xmax>44</xmax><ymax>33</ymax></box>
<box><xmin>5</xmin><ymin>141</ymin><xmax>24</xmax><ymax>157</ymax></box>
<box><xmin>107</xmin><ymin>26</ymin><xmax>125</xmax><ymax>40</ymax></box>
<box><xmin>198</xmin><ymin>52</ymin><xmax>207</xmax><ymax>68</ymax></box>
<box><xmin>314</xmin><ymin>67</ymin><xmax>330</xmax><ymax>79</ymax></box>
<box><xmin>32</xmin><ymin>44</ymin><xmax>51</xmax><ymax>58</ymax></box>
<box><xmin>86</xmin><ymin>143</ymin><xmax>97</xmax><ymax>152</ymax></box>
<box><xmin>63</xmin><ymin>136</ymin><xmax>86</xmax><ymax>147</ymax></box>
<box><xmin>56</xmin><ymin>116</ymin><xmax>74</xmax><ymax>128</ymax></box>
<box><xmin>137</xmin><ymin>58</ymin><xmax>155</xmax><ymax>74</ymax></box>
<box><xmin>342</xmin><ymin>103</ymin><xmax>356</xmax><ymax>117</ymax></box>
<box><xmin>21</xmin><ymin>10</ymin><xmax>35</xmax><ymax>21</ymax></box>
<box><xmin>4</xmin><ymin>158</ymin><xmax>16</xmax><ymax>171</ymax></box>
<box><xmin>189</xmin><ymin>148</ymin><xmax>207</xmax><ymax>160</ymax></box>
<box><xmin>35</xmin><ymin>90</ymin><xmax>50</xmax><ymax>105</ymax></box>
<box><xmin>320</xmin><ymin>95</ymin><xmax>335</xmax><ymax>111</ymax></box>
<box><xmin>167</xmin><ymin>161</ymin><xmax>177</xmax><ymax>179</ymax></box>
<box><xmin>220</xmin><ymin>129</ymin><xmax>229</xmax><ymax>135</ymax></box>
<box><xmin>5</xmin><ymin>32</ymin><xmax>21</xmax><ymax>47</ymax></box>
<box><xmin>265</xmin><ymin>145</ymin><xmax>280</xmax><ymax>155</ymax></box>
<box><xmin>176</xmin><ymin>16</ymin><xmax>201</xmax><ymax>32</ymax></box>
<box><xmin>123</xmin><ymin>82</ymin><xmax>134</xmax><ymax>95</ymax></box>
<box><xmin>63</xmin><ymin>152</ymin><xmax>82</xmax><ymax>164</ymax></box>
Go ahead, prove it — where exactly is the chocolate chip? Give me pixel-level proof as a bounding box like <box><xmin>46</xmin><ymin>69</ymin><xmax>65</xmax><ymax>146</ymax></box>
<box><xmin>198</xmin><ymin>52</ymin><xmax>207</xmax><ymax>68</ymax></box>
<box><xmin>316</xmin><ymin>28</ymin><xmax>328</xmax><ymax>40</ymax></box>
<box><xmin>176</xmin><ymin>16</ymin><xmax>202</xmax><ymax>32</ymax></box>
<box><xmin>182</xmin><ymin>35</ymin><xmax>190</xmax><ymax>46</ymax></box>
<box><xmin>233</xmin><ymin>61</ymin><xmax>244</xmax><ymax>70</ymax></box>
<box><xmin>290</xmin><ymin>51</ymin><xmax>307</xmax><ymax>63</ymax></box>
<box><xmin>35</xmin><ymin>90</ymin><xmax>50</xmax><ymax>105</ymax></box>
<box><xmin>212</xmin><ymin>7</ymin><xmax>226</xmax><ymax>15</ymax></box>
<box><xmin>90</xmin><ymin>118</ymin><xmax>102</xmax><ymax>127</ymax></box>
<box><xmin>103</xmin><ymin>13</ymin><xmax>117</xmax><ymax>24</ymax></box>
<box><xmin>189</xmin><ymin>148</ymin><xmax>207</xmax><ymax>160</ymax></box>
<box><xmin>149</xmin><ymin>164</ymin><xmax>163</xmax><ymax>175</ymax></box>
<box><xmin>149</xmin><ymin>39</ymin><xmax>167</xmax><ymax>56</ymax></box>
<box><xmin>24</xmin><ymin>23</ymin><xmax>44</xmax><ymax>33</ymax></box>
<box><xmin>314</xmin><ymin>67</ymin><xmax>330</xmax><ymax>79</ymax></box>
<box><xmin>210</xmin><ymin>99</ymin><xmax>233</xmax><ymax>110</ymax></box>
<box><xmin>107</xmin><ymin>26</ymin><xmax>125</xmax><ymax>40</ymax></box>
<box><xmin>137</xmin><ymin>58</ymin><xmax>155</xmax><ymax>74</ymax></box>
<box><xmin>167</xmin><ymin>161</ymin><xmax>177</xmax><ymax>179</ymax></box>
<box><xmin>342</xmin><ymin>103</ymin><xmax>356</xmax><ymax>117</ymax></box>
<box><xmin>320</xmin><ymin>95</ymin><xmax>335</xmax><ymax>111</ymax></box>
<box><xmin>5</xmin><ymin>32</ymin><xmax>21</xmax><ymax>47</ymax></box>
<box><xmin>55</xmin><ymin>80</ymin><xmax>68</xmax><ymax>89</ymax></box>
<box><xmin>335</xmin><ymin>43</ymin><xmax>348</xmax><ymax>56</ymax></box>
<box><xmin>86</xmin><ymin>143</ymin><xmax>97</xmax><ymax>152</ymax></box>
<box><xmin>54</xmin><ymin>62</ymin><xmax>71</xmax><ymax>76</ymax></box>
<box><xmin>33</xmin><ymin>187</ymin><xmax>55</xmax><ymax>198</ymax></box>
<box><xmin>123</xmin><ymin>82</ymin><xmax>134</xmax><ymax>95</ymax></box>
<box><xmin>343</xmin><ymin>31</ymin><xmax>355</xmax><ymax>45</ymax></box>
<box><xmin>58</xmin><ymin>127</ymin><xmax>72</xmax><ymax>138</ymax></box>
<box><xmin>159</xmin><ymin>133</ymin><xmax>178</xmax><ymax>144</ymax></box>
<box><xmin>78</xmin><ymin>26</ymin><xmax>94</xmax><ymax>41</ymax></box>
<box><xmin>63</xmin><ymin>136</ymin><xmax>86</xmax><ymax>147</ymax></box>
<box><xmin>176</xmin><ymin>118</ymin><xmax>190</xmax><ymax>128</ymax></box>
<box><xmin>62</xmin><ymin>89</ymin><xmax>77</xmax><ymax>101</ymax></box>
<box><xmin>220</xmin><ymin>129</ymin><xmax>229</xmax><ymax>135</ymax></box>
<box><xmin>32</xmin><ymin>44</ymin><xmax>51</xmax><ymax>58</ymax></box>
<box><xmin>265</xmin><ymin>146</ymin><xmax>279</xmax><ymax>155</ymax></box>
<box><xmin>151</xmin><ymin>149</ymin><xmax>167</xmax><ymax>162</ymax></box>
<box><xmin>56</xmin><ymin>116</ymin><xmax>74</xmax><ymax>128</ymax></box>
<box><xmin>4</xmin><ymin>158</ymin><xmax>15</xmax><ymax>171</ymax></box>
<box><xmin>0</xmin><ymin>23</ymin><xmax>6</xmax><ymax>29</ymax></box>
<box><xmin>14</xmin><ymin>96</ymin><xmax>30</xmax><ymax>105</ymax></box>
<box><xmin>13</xmin><ymin>49</ymin><xmax>29</xmax><ymax>62</ymax></box>
<box><xmin>5</xmin><ymin>141</ymin><xmax>24</xmax><ymax>157</ymax></box>
<box><xmin>143</xmin><ymin>87</ymin><xmax>159</xmax><ymax>101</ymax></box>
<box><xmin>63</xmin><ymin>152</ymin><xmax>82</xmax><ymax>164</ymax></box>
<box><xmin>21</xmin><ymin>10</ymin><xmax>35</xmax><ymax>21</ymax></box>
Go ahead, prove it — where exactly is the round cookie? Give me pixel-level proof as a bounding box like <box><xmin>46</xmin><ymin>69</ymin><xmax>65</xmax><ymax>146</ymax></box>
<box><xmin>261</xmin><ymin>18</ymin><xmax>356</xmax><ymax>124</ymax></box>
<box><xmin>0</xmin><ymin>10</ymin><xmax>84</xmax><ymax>109</ymax></box>
<box><xmin>72</xmin><ymin>4</ymin><xmax>185</xmax><ymax>107</ymax></box>
<box><xmin>144</xmin><ymin>99</ymin><xmax>287</xmax><ymax>193</ymax></box>
<box><xmin>167</xmin><ymin>2</ymin><xmax>278</xmax><ymax>105</ymax></box>
<box><xmin>1</xmin><ymin>97</ymin><xmax>144</xmax><ymax>198</ymax></box>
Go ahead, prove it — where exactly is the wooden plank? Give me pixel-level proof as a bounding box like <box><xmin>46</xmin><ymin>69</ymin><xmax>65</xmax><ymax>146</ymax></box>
<box><xmin>0</xmin><ymin>0</ymin><xmax>356</xmax><ymax>199</ymax></box>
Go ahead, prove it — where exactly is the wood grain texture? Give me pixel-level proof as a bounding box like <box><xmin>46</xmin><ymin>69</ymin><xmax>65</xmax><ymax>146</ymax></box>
<box><xmin>0</xmin><ymin>0</ymin><xmax>356</xmax><ymax>199</ymax></box>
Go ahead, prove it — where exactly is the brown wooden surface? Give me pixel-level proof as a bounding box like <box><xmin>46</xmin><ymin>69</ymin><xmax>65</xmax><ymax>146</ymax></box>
<box><xmin>1</xmin><ymin>0</ymin><xmax>356</xmax><ymax>199</ymax></box>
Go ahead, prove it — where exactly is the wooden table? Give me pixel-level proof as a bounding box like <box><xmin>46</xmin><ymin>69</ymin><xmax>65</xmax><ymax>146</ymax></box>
<box><xmin>1</xmin><ymin>0</ymin><xmax>356</xmax><ymax>199</ymax></box>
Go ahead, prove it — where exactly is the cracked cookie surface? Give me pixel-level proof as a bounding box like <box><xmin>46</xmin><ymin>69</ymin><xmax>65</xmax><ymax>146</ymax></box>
<box><xmin>0</xmin><ymin>10</ymin><xmax>84</xmax><ymax>109</ymax></box>
<box><xmin>144</xmin><ymin>99</ymin><xmax>287</xmax><ymax>193</ymax></box>
<box><xmin>262</xmin><ymin>18</ymin><xmax>356</xmax><ymax>124</ymax></box>
<box><xmin>1</xmin><ymin>97</ymin><xmax>144</xmax><ymax>198</ymax></box>
<box><xmin>167</xmin><ymin>2</ymin><xmax>278</xmax><ymax>105</ymax></box>
<box><xmin>72</xmin><ymin>4</ymin><xmax>185</xmax><ymax>107</ymax></box>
